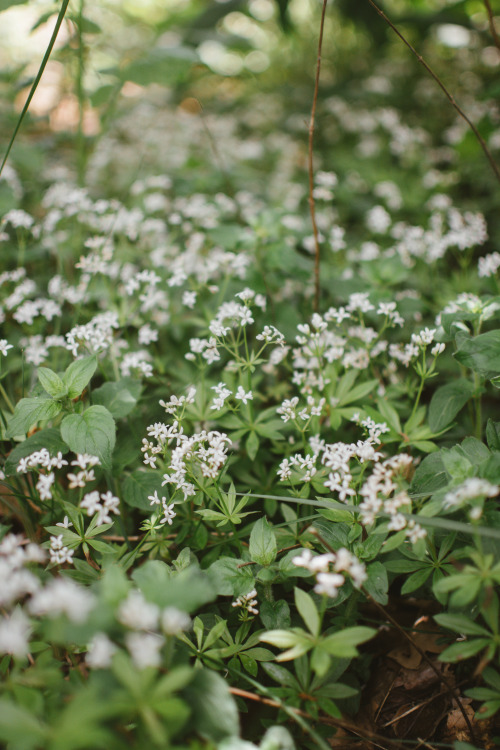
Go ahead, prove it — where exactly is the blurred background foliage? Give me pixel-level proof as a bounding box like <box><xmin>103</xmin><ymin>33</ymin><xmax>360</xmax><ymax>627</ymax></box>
<box><xmin>0</xmin><ymin>0</ymin><xmax>499</xmax><ymax>242</ymax></box>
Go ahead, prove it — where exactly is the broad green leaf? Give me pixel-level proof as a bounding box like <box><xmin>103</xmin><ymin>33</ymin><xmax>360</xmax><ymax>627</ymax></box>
<box><xmin>123</xmin><ymin>470</ymin><xmax>164</xmax><ymax>510</ymax></box>
<box><xmin>38</xmin><ymin>367</ymin><xmax>67</xmax><ymax>399</ymax></box>
<box><xmin>92</xmin><ymin>378</ymin><xmax>142</xmax><ymax>419</ymax></box>
<box><xmin>410</xmin><ymin>452</ymin><xmax>447</xmax><ymax>496</ymax></box>
<box><xmin>62</xmin><ymin>355</ymin><xmax>97</xmax><ymax>398</ymax></box>
<box><xmin>183</xmin><ymin>669</ymin><xmax>239</xmax><ymax>742</ymax></box>
<box><xmin>132</xmin><ymin>561</ymin><xmax>217</xmax><ymax>612</ymax></box>
<box><xmin>259</xmin><ymin>599</ymin><xmax>291</xmax><ymax>630</ymax></box>
<box><xmin>294</xmin><ymin>587</ymin><xmax>320</xmax><ymax>637</ymax></box>
<box><xmin>4</xmin><ymin>428</ymin><xmax>68</xmax><ymax>475</ymax></box>
<box><xmin>60</xmin><ymin>405</ymin><xmax>115</xmax><ymax>468</ymax></box>
<box><xmin>428</xmin><ymin>379</ymin><xmax>476</xmax><ymax>433</ymax></box>
<box><xmin>249</xmin><ymin>517</ymin><xmax>277</xmax><ymax>566</ymax></box>
<box><xmin>454</xmin><ymin>330</ymin><xmax>500</xmax><ymax>377</ymax></box>
<box><xmin>6</xmin><ymin>397</ymin><xmax>62</xmax><ymax>437</ymax></box>
<box><xmin>208</xmin><ymin>557</ymin><xmax>255</xmax><ymax>597</ymax></box>
<box><xmin>486</xmin><ymin>419</ymin><xmax>500</xmax><ymax>452</ymax></box>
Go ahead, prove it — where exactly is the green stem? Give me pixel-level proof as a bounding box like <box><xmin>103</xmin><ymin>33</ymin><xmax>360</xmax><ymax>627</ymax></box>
<box><xmin>0</xmin><ymin>0</ymin><xmax>71</xmax><ymax>177</ymax></box>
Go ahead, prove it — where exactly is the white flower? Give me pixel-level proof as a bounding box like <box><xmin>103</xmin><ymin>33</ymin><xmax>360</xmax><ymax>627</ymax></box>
<box><xmin>125</xmin><ymin>632</ymin><xmax>164</xmax><ymax>670</ymax></box>
<box><xmin>235</xmin><ymin>386</ymin><xmax>253</xmax><ymax>405</ymax></box>
<box><xmin>161</xmin><ymin>607</ymin><xmax>191</xmax><ymax>635</ymax></box>
<box><xmin>86</xmin><ymin>633</ymin><xmax>116</xmax><ymax>669</ymax></box>
<box><xmin>0</xmin><ymin>339</ymin><xmax>13</xmax><ymax>356</ymax></box>
<box><xmin>0</xmin><ymin>609</ymin><xmax>31</xmax><ymax>657</ymax></box>
<box><xmin>118</xmin><ymin>590</ymin><xmax>159</xmax><ymax>630</ymax></box>
<box><xmin>314</xmin><ymin>572</ymin><xmax>345</xmax><ymax>598</ymax></box>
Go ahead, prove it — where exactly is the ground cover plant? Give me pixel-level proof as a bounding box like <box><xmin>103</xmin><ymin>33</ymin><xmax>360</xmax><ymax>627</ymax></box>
<box><xmin>1</xmin><ymin>0</ymin><xmax>500</xmax><ymax>748</ymax></box>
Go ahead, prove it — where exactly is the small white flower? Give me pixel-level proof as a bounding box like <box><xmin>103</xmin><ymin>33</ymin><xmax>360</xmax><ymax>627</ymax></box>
<box><xmin>0</xmin><ymin>339</ymin><xmax>13</xmax><ymax>356</ymax></box>
<box><xmin>235</xmin><ymin>386</ymin><xmax>253</xmax><ymax>405</ymax></box>
<box><xmin>86</xmin><ymin>633</ymin><xmax>116</xmax><ymax>669</ymax></box>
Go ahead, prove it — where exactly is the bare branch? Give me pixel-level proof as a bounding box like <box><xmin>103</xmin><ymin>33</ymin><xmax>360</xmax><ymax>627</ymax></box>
<box><xmin>309</xmin><ymin>0</ymin><xmax>329</xmax><ymax>313</ymax></box>
<box><xmin>366</xmin><ymin>0</ymin><xmax>500</xmax><ymax>185</ymax></box>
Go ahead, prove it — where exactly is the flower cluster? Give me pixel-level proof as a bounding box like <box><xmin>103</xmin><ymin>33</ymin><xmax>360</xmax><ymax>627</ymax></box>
<box><xmin>358</xmin><ymin>454</ymin><xmax>426</xmax><ymax>542</ymax></box>
<box><xmin>232</xmin><ymin>589</ymin><xmax>259</xmax><ymax>617</ymax></box>
<box><xmin>292</xmin><ymin>547</ymin><xmax>367</xmax><ymax>597</ymax></box>
<box><xmin>80</xmin><ymin>490</ymin><xmax>120</xmax><ymax>526</ymax></box>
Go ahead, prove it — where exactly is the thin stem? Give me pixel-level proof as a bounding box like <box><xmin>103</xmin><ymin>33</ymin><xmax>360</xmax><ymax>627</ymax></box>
<box><xmin>484</xmin><ymin>0</ymin><xmax>500</xmax><ymax>52</ymax></box>
<box><xmin>309</xmin><ymin>0</ymin><xmax>329</xmax><ymax>312</ymax></box>
<box><xmin>0</xmin><ymin>0</ymin><xmax>71</xmax><ymax>177</ymax></box>
<box><xmin>366</xmin><ymin>0</ymin><xmax>500</xmax><ymax>185</ymax></box>
<box><xmin>76</xmin><ymin>0</ymin><xmax>86</xmax><ymax>186</ymax></box>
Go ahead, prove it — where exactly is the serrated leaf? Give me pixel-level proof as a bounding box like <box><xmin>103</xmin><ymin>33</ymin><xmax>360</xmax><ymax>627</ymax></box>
<box><xmin>62</xmin><ymin>355</ymin><xmax>97</xmax><ymax>398</ymax></box>
<box><xmin>60</xmin><ymin>405</ymin><xmax>115</xmax><ymax>468</ymax></box>
<box><xmin>38</xmin><ymin>367</ymin><xmax>67</xmax><ymax>399</ymax></box>
<box><xmin>6</xmin><ymin>397</ymin><xmax>62</xmax><ymax>437</ymax></box>
<box><xmin>249</xmin><ymin>517</ymin><xmax>277</xmax><ymax>566</ymax></box>
<box><xmin>92</xmin><ymin>378</ymin><xmax>141</xmax><ymax>419</ymax></box>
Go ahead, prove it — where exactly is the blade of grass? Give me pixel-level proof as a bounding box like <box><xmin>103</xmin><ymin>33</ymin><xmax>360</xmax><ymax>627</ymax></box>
<box><xmin>0</xmin><ymin>0</ymin><xmax>71</xmax><ymax>178</ymax></box>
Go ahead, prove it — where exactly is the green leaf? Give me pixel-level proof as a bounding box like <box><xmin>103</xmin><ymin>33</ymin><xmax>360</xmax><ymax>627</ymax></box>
<box><xmin>4</xmin><ymin>428</ymin><xmax>68</xmax><ymax>475</ymax></box>
<box><xmin>92</xmin><ymin>378</ymin><xmax>142</xmax><ymax>419</ymax></box>
<box><xmin>338</xmin><ymin>378</ymin><xmax>378</xmax><ymax>406</ymax></box>
<box><xmin>62</xmin><ymin>355</ymin><xmax>97</xmax><ymax>398</ymax></box>
<box><xmin>376</xmin><ymin>398</ymin><xmax>401</xmax><ymax>433</ymax></box>
<box><xmin>249</xmin><ymin>517</ymin><xmax>277</xmax><ymax>566</ymax></box>
<box><xmin>0</xmin><ymin>0</ymin><xmax>31</xmax><ymax>11</ymax></box>
<box><xmin>38</xmin><ymin>367</ymin><xmax>67</xmax><ymax>399</ymax></box>
<box><xmin>400</xmin><ymin>566</ymin><xmax>432</xmax><ymax>595</ymax></box>
<box><xmin>132</xmin><ymin>561</ymin><xmax>217</xmax><ymax>612</ymax></box>
<box><xmin>120</xmin><ymin>47</ymin><xmax>198</xmax><ymax>87</ymax></box>
<box><xmin>434</xmin><ymin>613</ymin><xmax>490</xmax><ymax>636</ymax></box>
<box><xmin>260</xmin><ymin>629</ymin><xmax>313</xmax><ymax>661</ymax></box>
<box><xmin>60</xmin><ymin>405</ymin><xmax>116</xmax><ymax>468</ymax></box>
<box><xmin>439</xmin><ymin>638</ymin><xmax>490</xmax><ymax>662</ymax></box>
<box><xmin>294</xmin><ymin>587</ymin><xmax>320</xmax><ymax>637</ymax></box>
<box><xmin>246</xmin><ymin>431</ymin><xmax>259</xmax><ymax>461</ymax></box>
<box><xmin>183</xmin><ymin>669</ymin><xmax>239</xmax><ymax>742</ymax></box>
<box><xmin>123</xmin><ymin>469</ymin><xmax>163</xmax><ymax>513</ymax></box>
<box><xmin>321</xmin><ymin>627</ymin><xmax>375</xmax><ymax>657</ymax></box>
<box><xmin>428</xmin><ymin>379</ymin><xmax>476</xmax><ymax>432</ymax></box>
<box><xmin>410</xmin><ymin>452</ymin><xmax>448</xmax><ymax>496</ymax></box>
<box><xmin>260</xmin><ymin>661</ymin><xmax>300</xmax><ymax>689</ymax></box>
<box><xmin>363</xmin><ymin>561</ymin><xmax>388</xmax><ymax>604</ymax></box>
<box><xmin>6</xmin><ymin>397</ymin><xmax>62</xmax><ymax>437</ymax></box>
<box><xmin>259</xmin><ymin>599</ymin><xmax>291</xmax><ymax>630</ymax></box>
<box><xmin>208</xmin><ymin>557</ymin><xmax>255</xmax><ymax>597</ymax></box>
<box><xmin>0</xmin><ymin>699</ymin><xmax>47</xmax><ymax>748</ymax></box>
<box><xmin>454</xmin><ymin>330</ymin><xmax>500</xmax><ymax>377</ymax></box>
<box><xmin>486</xmin><ymin>419</ymin><xmax>500</xmax><ymax>452</ymax></box>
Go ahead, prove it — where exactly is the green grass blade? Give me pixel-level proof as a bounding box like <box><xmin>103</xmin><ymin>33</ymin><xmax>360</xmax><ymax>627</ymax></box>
<box><xmin>0</xmin><ymin>0</ymin><xmax>71</xmax><ymax>178</ymax></box>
